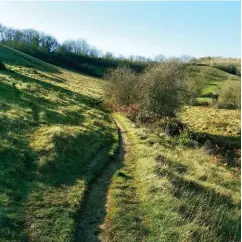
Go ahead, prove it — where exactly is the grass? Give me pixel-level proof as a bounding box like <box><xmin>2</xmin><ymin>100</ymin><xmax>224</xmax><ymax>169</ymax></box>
<box><xmin>101</xmin><ymin>113</ymin><xmax>240</xmax><ymax>242</ymax></box>
<box><xmin>199</xmin><ymin>57</ymin><xmax>241</xmax><ymax>76</ymax></box>
<box><xmin>0</xmin><ymin>43</ymin><xmax>240</xmax><ymax>241</ymax></box>
<box><xmin>180</xmin><ymin>106</ymin><xmax>240</xmax><ymax>166</ymax></box>
<box><xmin>180</xmin><ymin>106</ymin><xmax>240</xmax><ymax>137</ymax></box>
<box><xmin>0</xmin><ymin>44</ymin><xmax>119</xmax><ymax>241</ymax></box>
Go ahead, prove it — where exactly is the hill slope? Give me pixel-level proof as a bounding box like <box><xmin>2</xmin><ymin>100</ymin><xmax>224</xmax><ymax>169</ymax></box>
<box><xmin>188</xmin><ymin>65</ymin><xmax>240</xmax><ymax>103</ymax></box>
<box><xmin>0</xmin><ymin>44</ymin><xmax>118</xmax><ymax>241</ymax></box>
<box><xmin>0</xmin><ymin>44</ymin><xmax>240</xmax><ymax>242</ymax></box>
<box><xmin>199</xmin><ymin>57</ymin><xmax>241</xmax><ymax>76</ymax></box>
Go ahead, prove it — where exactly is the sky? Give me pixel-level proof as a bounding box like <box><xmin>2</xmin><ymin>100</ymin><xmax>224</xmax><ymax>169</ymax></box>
<box><xmin>0</xmin><ymin>1</ymin><xmax>240</xmax><ymax>58</ymax></box>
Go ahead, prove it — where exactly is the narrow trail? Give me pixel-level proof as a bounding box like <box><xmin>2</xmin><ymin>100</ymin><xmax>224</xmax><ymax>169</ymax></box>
<box><xmin>75</xmin><ymin>118</ymin><xmax>129</xmax><ymax>242</ymax></box>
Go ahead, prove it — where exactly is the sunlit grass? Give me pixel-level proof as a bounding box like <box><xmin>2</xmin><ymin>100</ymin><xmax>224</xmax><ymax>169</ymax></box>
<box><xmin>180</xmin><ymin>106</ymin><xmax>240</xmax><ymax>137</ymax></box>
<box><xmin>101</xmin><ymin>113</ymin><xmax>240</xmax><ymax>242</ymax></box>
<box><xmin>0</xmin><ymin>44</ymin><xmax>118</xmax><ymax>241</ymax></box>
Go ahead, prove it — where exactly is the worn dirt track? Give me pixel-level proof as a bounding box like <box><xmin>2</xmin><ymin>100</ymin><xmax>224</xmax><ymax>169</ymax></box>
<box><xmin>75</xmin><ymin>117</ymin><xmax>129</xmax><ymax>242</ymax></box>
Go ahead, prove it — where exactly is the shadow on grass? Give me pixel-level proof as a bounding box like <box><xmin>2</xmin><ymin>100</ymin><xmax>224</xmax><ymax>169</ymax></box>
<box><xmin>0</xmin><ymin>68</ymin><xmax>117</xmax><ymax>240</ymax></box>
<box><xmin>155</xmin><ymin>154</ymin><xmax>241</xmax><ymax>241</ymax></box>
<box><xmin>5</xmin><ymin>69</ymin><xmax>96</xmax><ymax>104</ymax></box>
<box><xmin>75</xmin><ymin>122</ymin><xmax>124</xmax><ymax>242</ymax></box>
<box><xmin>0</xmin><ymin>46</ymin><xmax>61</xmax><ymax>73</ymax></box>
<box><xmin>0</xmin><ymin>132</ymin><xmax>38</xmax><ymax>241</ymax></box>
<box><xmin>190</xmin><ymin>131</ymin><xmax>241</xmax><ymax>167</ymax></box>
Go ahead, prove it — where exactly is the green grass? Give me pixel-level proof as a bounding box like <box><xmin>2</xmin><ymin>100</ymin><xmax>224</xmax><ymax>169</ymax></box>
<box><xmin>0</xmin><ymin>44</ymin><xmax>119</xmax><ymax>241</ymax></box>
<box><xmin>180</xmin><ymin>106</ymin><xmax>240</xmax><ymax>137</ymax></box>
<box><xmin>0</xmin><ymin>43</ymin><xmax>241</xmax><ymax>241</ymax></box>
<box><xmin>101</xmin><ymin>113</ymin><xmax>240</xmax><ymax>242</ymax></box>
<box><xmin>180</xmin><ymin>106</ymin><xmax>240</xmax><ymax>165</ymax></box>
<box><xmin>189</xmin><ymin>65</ymin><xmax>240</xmax><ymax>103</ymax></box>
<box><xmin>199</xmin><ymin>57</ymin><xmax>241</xmax><ymax>76</ymax></box>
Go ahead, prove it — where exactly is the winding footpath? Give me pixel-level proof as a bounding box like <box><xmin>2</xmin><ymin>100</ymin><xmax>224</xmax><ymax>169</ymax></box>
<box><xmin>75</xmin><ymin>117</ymin><xmax>130</xmax><ymax>242</ymax></box>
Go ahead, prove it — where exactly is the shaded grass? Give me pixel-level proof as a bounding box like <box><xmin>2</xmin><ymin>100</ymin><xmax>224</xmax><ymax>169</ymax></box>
<box><xmin>101</xmin><ymin>113</ymin><xmax>240</xmax><ymax>242</ymax></box>
<box><xmin>0</xmin><ymin>44</ymin><xmax>60</xmax><ymax>73</ymax></box>
<box><xmin>75</xmin><ymin>120</ymin><xmax>125</xmax><ymax>242</ymax></box>
<box><xmin>0</xmin><ymin>45</ymin><xmax>118</xmax><ymax>241</ymax></box>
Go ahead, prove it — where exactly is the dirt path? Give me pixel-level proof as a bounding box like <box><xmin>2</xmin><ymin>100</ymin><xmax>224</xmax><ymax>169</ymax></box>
<box><xmin>75</xmin><ymin>118</ymin><xmax>129</xmax><ymax>242</ymax></box>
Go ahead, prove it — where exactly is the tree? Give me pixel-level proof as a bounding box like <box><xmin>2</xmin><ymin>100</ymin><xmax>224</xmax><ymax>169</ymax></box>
<box><xmin>0</xmin><ymin>23</ymin><xmax>5</xmax><ymax>42</ymax></box>
<box><xmin>154</xmin><ymin>54</ymin><xmax>166</xmax><ymax>62</ymax></box>
<box><xmin>39</xmin><ymin>34</ymin><xmax>58</xmax><ymax>52</ymax></box>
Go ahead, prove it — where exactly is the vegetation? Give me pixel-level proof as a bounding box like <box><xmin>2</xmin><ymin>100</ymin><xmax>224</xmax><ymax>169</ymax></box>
<box><xmin>139</xmin><ymin>60</ymin><xmax>189</xmax><ymax>117</ymax></box>
<box><xmin>105</xmin><ymin>67</ymin><xmax>140</xmax><ymax>106</ymax></box>
<box><xmin>217</xmin><ymin>80</ymin><xmax>241</xmax><ymax>109</ymax></box>
<box><xmin>105</xmin><ymin>60</ymin><xmax>200</xmax><ymax>119</ymax></box>
<box><xmin>0</xmin><ymin>44</ymin><xmax>119</xmax><ymax>241</ymax></box>
<box><xmin>101</xmin><ymin>57</ymin><xmax>240</xmax><ymax>241</ymax></box>
<box><xmin>198</xmin><ymin>57</ymin><xmax>241</xmax><ymax>76</ymax></box>
<box><xmin>101</xmin><ymin>113</ymin><xmax>240</xmax><ymax>242</ymax></box>
<box><xmin>0</xmin><ymin>60</ymin><xmax>6</xmax><ymax>70</ymax></box>
<box><xmin>180</xmin><ymin>106</ymin><xmax>240</xmax><ymax>137</ymax></box>
<box><xmin>0</xmin><ymin>28</ymin><xmax>240</xmax><ymax>241</ymax></box>
<box><xmin>0</xmin><ymin>23</ymin><xmax>150</xmax><ymax>77</ymax></box>
<box><xmin>187</xmin><ymin>65</ymin><xmax>240</xmax><ymax>104</ymax></box>
<box><xmin>180</xmin><ymin>106</ymin><xmax>240</xmax><ymax>165</ymax></box>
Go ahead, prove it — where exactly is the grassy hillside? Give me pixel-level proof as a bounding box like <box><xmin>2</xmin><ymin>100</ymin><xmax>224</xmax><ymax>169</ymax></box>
<box><xmin>0</xmin><ymin>44</ymin><xmax>119</xmax><ymax>241</ymax></box>
<box><xmin>189</xmin><ymin>65</ymin><xmax>240</xmax><ymax>103</ymax></box>
<box><xmin>199</xmin><ymin>57</ymin><xmax>241</xmax><ymax>76</ymax></box>
<box><xmin>0</xmin><ymin>44</ymin><xmax>240</xmax><ymax>242</ymax></box>
<box><xmin>101</xmin><ymin>113</ymin><xmax>240</xmax><ymax>242</ymax></box>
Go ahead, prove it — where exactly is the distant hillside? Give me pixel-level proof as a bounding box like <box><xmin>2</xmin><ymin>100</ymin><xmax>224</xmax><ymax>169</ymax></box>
<box><xmin>188</xmin><ymin>64</ymin><xmax>240</xmax><ymax>103</ymax></box>
<box><xmin>197</xmin><ymin>57</ymin><xmax>241</xmax><ymax>76</ymax></box>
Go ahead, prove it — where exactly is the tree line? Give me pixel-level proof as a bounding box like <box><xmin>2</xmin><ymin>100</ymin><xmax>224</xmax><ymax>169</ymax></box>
<box><xmin>0</xmin><ymin>24</ymin><xmax>199</xmax><ymax>77</ymax></box>
<box><xmin>0</xmin><ymin>23</ymin><xmax>157</xmax><ymax>76</ymax></box>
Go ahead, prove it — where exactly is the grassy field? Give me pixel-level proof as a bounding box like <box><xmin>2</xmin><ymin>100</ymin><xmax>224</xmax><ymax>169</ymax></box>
<box><xmin>101</xmin><ymin>113</ymin><xmax>240</xmax><ymax>242</ymax></box>
<box><xmin>188</xmin><ymin>65</ymin><xmax>240</xmax><ymax>103</ymax></box>
<box><xmin>0</xmin><ymin>44</ymin><xmax>240</xmax><ymax>242</ymax></box>
<box><xmin>180</xmin><ymin>106</ymin><xmax>240</xmax><ymax>168</ymax></box>
<box><xmin>180</xmin><ymin>106</ymin><xmax>240</xmax><ymax>137</ymax></box>
<box><xmin>0</xmin><ymin>44</ymin><xmax>119</xmax><ymax>241</ymax></box>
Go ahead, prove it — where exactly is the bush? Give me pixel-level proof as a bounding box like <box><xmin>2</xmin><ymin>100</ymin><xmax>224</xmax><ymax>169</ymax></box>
<box><xmin>217</xmin><ymin>80</ymin><xmax>241</xmax><ymax>109</ymax></box>
<box><xmin>0</xmin><ymin>60</ymin><xmax>6</xmax><ymax>70</ymax></box>
<box><xmin>105</xmin><ymin>60</ymin><xmax>200</xmax><ymax>120</ymax></box>
<box><xmin>105</xmin><ymin>67</ymin><xmax>141</xmax><ymax>106</ymax></box>
<box><xmin>139</xmin><ymin>59</ymin><xmax>189</xmax><ymax>117</ymax></box>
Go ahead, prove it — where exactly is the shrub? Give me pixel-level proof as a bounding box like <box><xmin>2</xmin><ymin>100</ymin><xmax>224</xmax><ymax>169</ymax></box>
<box><xmin>105</xmin><ymin>67</ymin><xmax>141</xmax><ymax>106</ymax></box>
<box><xmin>139</xmin><ymin>59</ymin><xmax>189</xmax><ymax>117</ymax></box>
<box><xmin>105</xmin><ymin>60</ymin><xmax>205</xmax><ymax>120</ymax></box>
<box><xmin>217</xmin><ymin>80</ymin><xmax>241</xmax><ymax>109</ymax></box>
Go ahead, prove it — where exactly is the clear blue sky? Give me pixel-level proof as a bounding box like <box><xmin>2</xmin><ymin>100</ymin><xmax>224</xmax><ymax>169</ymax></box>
<box><xmin>0</xmin><ymin>1</ymin><xmax>240</xmax><ymax>58</ymax></box>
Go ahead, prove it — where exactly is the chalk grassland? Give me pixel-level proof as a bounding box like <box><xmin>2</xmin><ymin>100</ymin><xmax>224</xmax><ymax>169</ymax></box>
<box><xmin>0</xmin><ymin>44</ymin><xmax>118</xmax><ymax>241</ymax></box>
<box><xmin>0</xmin><ymin>44</ymin><xmax>240</xmax><ymax>242</ymax></box>
<box><xmin>101</xmin><ymin>113</ymin><xmax>240</xmax><ymax>242</ymax></box>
